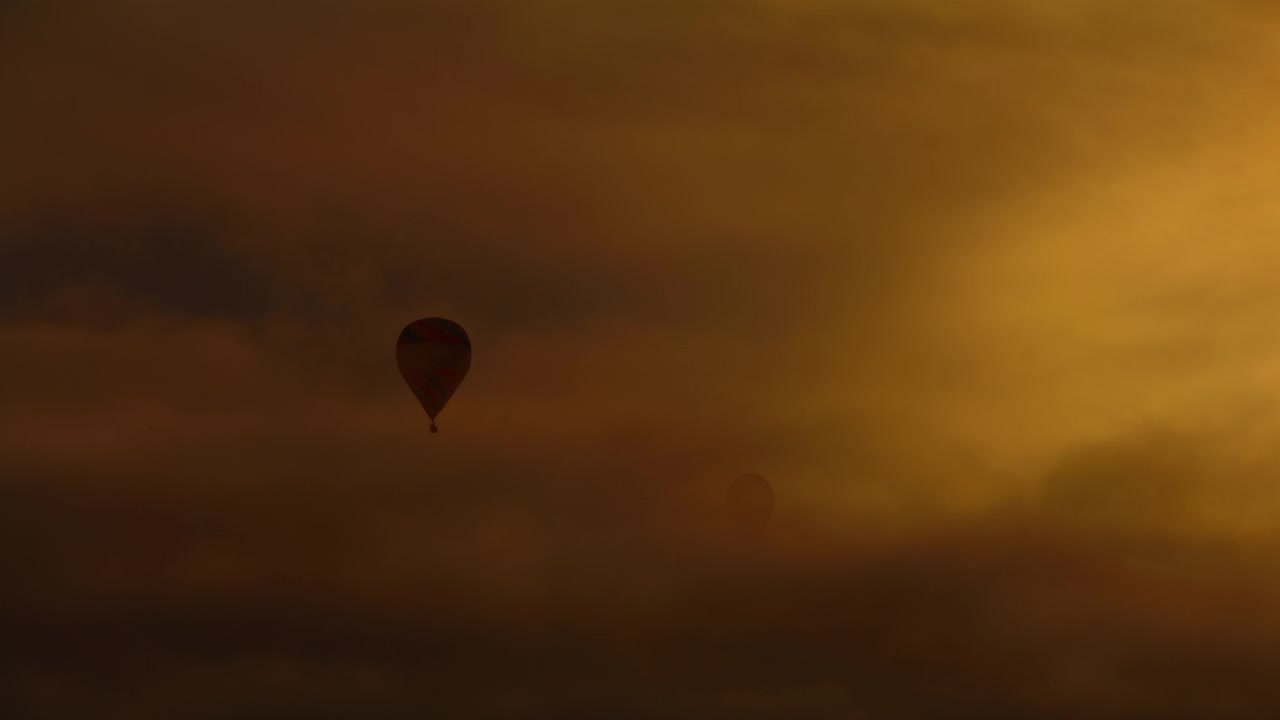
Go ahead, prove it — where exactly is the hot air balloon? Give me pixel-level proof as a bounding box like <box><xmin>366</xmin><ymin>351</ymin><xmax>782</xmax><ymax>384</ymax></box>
<box><xmin>727</xmin><ymin>472</ymin><xmax>774</xmax><ymax>535</ymax></box>
<box><xmin>396</xmin><ymin>317</ymin><xmax>471</xmax><ymax>433</ymax></box>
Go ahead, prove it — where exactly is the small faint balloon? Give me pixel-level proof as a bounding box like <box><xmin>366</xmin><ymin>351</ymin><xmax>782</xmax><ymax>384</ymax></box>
<box><xmin>727</xmin><ymin>472</ymin><xmax>774</xmax><ymax>534</ymax></box>
<box><xmin>396</xmin><ymin>317</ymin><xmax>471</xmax><ymax>433</ymax></box>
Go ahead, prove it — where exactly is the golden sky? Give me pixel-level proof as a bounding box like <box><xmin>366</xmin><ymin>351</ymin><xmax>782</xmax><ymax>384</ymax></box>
<box><xmin>5</xmin><ymin>1</ymin><xmax>1280</xmax><ymax>717</ymax></box>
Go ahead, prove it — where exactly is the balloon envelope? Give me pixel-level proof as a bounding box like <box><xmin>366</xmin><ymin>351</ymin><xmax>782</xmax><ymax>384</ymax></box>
<box><xmin>727</xmin><ymin>473</ymin><xmax>774</xmax><ymax>533</ymax></box>
<box><xmin>396</xmin><ymin>317</ymin><xmax>471</xmax><ymax>432</ymax></box>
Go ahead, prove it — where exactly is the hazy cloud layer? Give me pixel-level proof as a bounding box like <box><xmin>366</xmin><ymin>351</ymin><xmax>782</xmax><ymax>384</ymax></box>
<box><xmin>6</xmin><ymin>1</ymin><xmax>1280</xmax><ymax>717</ymax></box>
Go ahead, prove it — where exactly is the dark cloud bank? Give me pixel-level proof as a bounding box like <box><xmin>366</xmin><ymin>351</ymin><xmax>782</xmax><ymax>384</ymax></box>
<box><xmin>7</xmin><ymin>435</ymin><xmax>1280</xmax><ymax>720</ymax></box>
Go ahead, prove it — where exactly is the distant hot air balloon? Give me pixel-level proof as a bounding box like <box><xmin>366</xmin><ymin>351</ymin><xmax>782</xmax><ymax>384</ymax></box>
<box><xmin>726</xmin><ymin>472</ymin><xmax>774</xmax><ymax>534</ymax></box>
<box><xmin>396</xmin><ymin>317</ymin><xmax>471</xmax><ymax>433</ymax></box>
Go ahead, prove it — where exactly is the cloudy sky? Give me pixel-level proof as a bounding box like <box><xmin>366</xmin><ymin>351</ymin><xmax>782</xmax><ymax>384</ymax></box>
<box><xmin>6</xmin><ymin>1</ymin><xmax>1280</xmax><ymax>717</ymax></box>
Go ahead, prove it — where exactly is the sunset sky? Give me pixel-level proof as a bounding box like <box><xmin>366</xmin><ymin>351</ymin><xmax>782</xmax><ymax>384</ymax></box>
<box><xmin>6</xmin><ymin>1</ymin><xmax>1280</xmax><ymax>717</ymax></box>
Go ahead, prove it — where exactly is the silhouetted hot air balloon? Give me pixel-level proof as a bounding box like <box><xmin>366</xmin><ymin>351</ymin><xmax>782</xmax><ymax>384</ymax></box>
<box><xmin>396</xmin><ymin>317</ymin><xmax>471</xmax><ymax>433</ymax></box>
<box><xmin>727</xmin><ymin>472</ymin><xmax>774</xmax><ymax>534</ymax></box>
